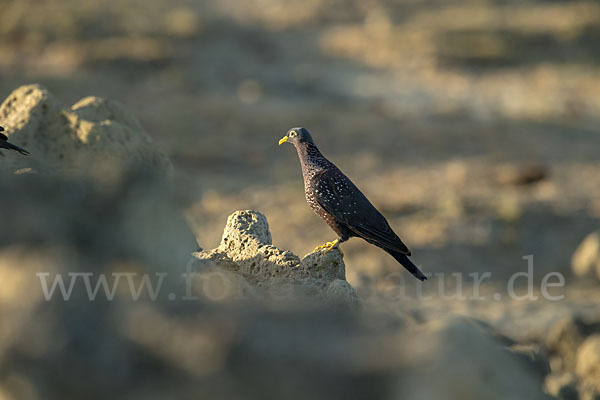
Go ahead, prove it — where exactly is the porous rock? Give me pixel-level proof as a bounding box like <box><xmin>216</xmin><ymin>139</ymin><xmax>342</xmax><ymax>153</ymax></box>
<box><xmin>192</xmin><ymin>210</ymin><xmax>358</xmax><ymax>307</ymax></box>
<box><xmin>0</xmin><ymin>84</ymin><xmax>172</xmax><ymax>176</ymax></box>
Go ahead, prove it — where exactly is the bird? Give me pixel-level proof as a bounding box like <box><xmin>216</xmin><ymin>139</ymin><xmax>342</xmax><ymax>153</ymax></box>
<box><xmin>0</xmin><ymin>126</ymin><xmax>29</xmax><ymax>156</ymax></box>
<box><xmin>279</xmin><ymin>127</ymin><xmax>426</xmax><ymax>281</ymax></box>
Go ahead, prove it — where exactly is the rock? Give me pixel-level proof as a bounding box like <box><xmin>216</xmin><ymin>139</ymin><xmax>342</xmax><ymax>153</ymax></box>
<box><xmin>0</xmin><ymin>84</ymin><xmax>172</xmax><ymax>177</ymax></box>
<box><xmin>572</xmin><ymin>232</ymin><xmax>600</xmax><ymax>281</ymax></box>
<box><xmin>0</xmin><ymin>84</ymin><xmax>195</xmax><ymax>288</ymax></box>
<box><xmin>393</xmin><ymin>317</ymin><xmax>551</xmax><ymax>399</ymax></box>
<box><xmin>509</xmin><ymin>343</ymin><xmax>551</xmax><ymax>376</ymax></box>
<box><xmin>192</xmin><ymin>210</ymin><xmax>358</xmax><ymax>307</ymax></box>
<box><xmin>194</xmin><ymin>210</ymin><xmax>302</xmax><ymax>284</ymax></box>
<box><xmin>576</xmin><ymin>335</ymin><xmax>600</xmax><ymax>392</ymax></box>
<box><xmin>326</xmin><ymin>279</ymin><xmax>359</xmax><ymax>306</ymax></box>
<box><xmin>544</xmin><ymin>316</ymin><xmax>586</xmax><ymax>372</ymax></box>
<box><xmin>0</xmin><ymin>183</ymin><xmax>550</xmax><ymax>399</ymax></box>
<box><xmin>0</xmin><ymin>172</ymin><xmax>200</xmax><ymax>399</ymax></box>
<box><xmin>544</xmin><ymin>373</ymin><xmax>578</xmax><ymax>400</ymax></box>
<box><xmin>188</xmin><ymin>262</ymin><xmax>260</xmax><ymax>302</ymax></box>
<box><xmin>300</xmin><ymin>250</ymin><xmax>346</xmax><ymax>282</ymax></box>
<box><xmin>0</xmin><ymin>171</ymin><xmax>198</xmax><ymax>271</ymax></box>
<box><xmin>579</xmin><ymin>384</ymin><xmax>600</xmax><ymax>400</ymax></box>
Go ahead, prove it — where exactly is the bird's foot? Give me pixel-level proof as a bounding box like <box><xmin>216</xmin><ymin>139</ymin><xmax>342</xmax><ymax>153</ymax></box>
<box><xmin>313</xmin><ymin>240</ymin><xmax>344</xmax><ymax>257</ymax></box>
<box><xmin>313</xmin><ymin>240</ymin><xmax>337</xmax><ymax>253</ymax></box>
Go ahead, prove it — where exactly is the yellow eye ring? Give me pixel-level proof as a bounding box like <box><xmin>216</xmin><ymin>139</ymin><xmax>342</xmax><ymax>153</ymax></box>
<box><xmin>289</xmin><ymin>130</ymin><xmax>297</xmax><ymax>137</ymax></box>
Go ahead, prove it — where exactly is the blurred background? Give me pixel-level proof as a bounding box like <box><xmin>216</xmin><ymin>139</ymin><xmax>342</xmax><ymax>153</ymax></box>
<box><xmin>2</xmin><ymin>1</ymin><xmax>600</xmax><ymax>398</ymax></box>
<box><xmin>1</xmin><ymin>0</ymin><xmax>599</xmax><ymax>289</ymax></box>
<box><xmin>4</xmin><ymin>0</ymin><xmax>599</xmax><ymax>291</ymax></box>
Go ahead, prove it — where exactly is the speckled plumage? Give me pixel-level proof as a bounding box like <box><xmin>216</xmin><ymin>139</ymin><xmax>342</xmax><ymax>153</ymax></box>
<box><xmin>0</xmin><ymin>126</ymin><xmax>29</xmax><ymax>156</ymax></box>
<box><xmin>281</xmin><ymin>127</ymin><xmax>426</xmax><ymax>281</ymax></box>
<box><xmin>295</xmin><ymin>139</ymin><xmax>352</xmax><ymax>241</ymax></box>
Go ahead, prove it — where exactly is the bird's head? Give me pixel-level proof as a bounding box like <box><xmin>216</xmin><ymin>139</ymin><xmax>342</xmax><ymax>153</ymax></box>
<box><xmin>278</xmin><ymin>127</ymin><xmax>314</xmax><ymax>147</ymax></box>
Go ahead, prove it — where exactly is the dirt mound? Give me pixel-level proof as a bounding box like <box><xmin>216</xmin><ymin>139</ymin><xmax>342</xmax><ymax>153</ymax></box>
<box><xmin>0</xmin><ymin>84</ymin><xmax>171</xmax><ymax>177</ymax></box>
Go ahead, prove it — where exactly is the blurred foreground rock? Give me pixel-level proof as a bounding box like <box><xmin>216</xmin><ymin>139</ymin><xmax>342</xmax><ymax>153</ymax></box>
<box><xmin>0</xmin><ymin>172</ymin><xmax>196</xmax><ymax>270</ymax></box>
<box><xmin>542</xmin><ymin>316</ymin><xmax>600</xmax><ymax>400</ymax></box>
<box><xmin>0</xmin><ymin>169</ymin><xmax>553</xmax><ymax>400</ymax></box>
<box><xmin>572</xmin><ymin>232</ymin><xmax>600</xmax><ymax>282</ymax></box>
<box><xmin>576</xmin><ymin>335</ymin><xmax>600</xmax><ymax>396</ymax></box>
<box><xmin>0</xmin><ymin>84</ymin><xmax>172</xmax><ymax>177</ymax></box>
<box><xmin>192</xmin><ymin>210</ymin><xmax>358</xmax><ymax>307</ymax></box>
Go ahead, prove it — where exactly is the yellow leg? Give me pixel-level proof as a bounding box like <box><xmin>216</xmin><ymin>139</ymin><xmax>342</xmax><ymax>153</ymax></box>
<box><xmin>313</xmin><ymin>239</ymin><xmax>338</xmax><ymax>253</ymax></box>
<box><xmin>313</xmin><ymin>239</ymin><xmax>344</xmax><ymax>257</ymax></box>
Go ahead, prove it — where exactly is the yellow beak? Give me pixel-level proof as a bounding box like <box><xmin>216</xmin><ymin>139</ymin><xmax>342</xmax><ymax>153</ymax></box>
<box><xmin>278</xmin><ymin>136</ymin><xmax>288</xmax><ymax>146</ymax></box>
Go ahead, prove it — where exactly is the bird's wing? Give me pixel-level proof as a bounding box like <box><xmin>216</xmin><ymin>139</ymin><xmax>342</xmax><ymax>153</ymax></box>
<box><xmin>311</xmin><ymin>169</ymin><xmax>411</xmax><ymax>255</ymax></box>
<box><xmin>0</xmin><ymin>133</ymin><xmax>7</xmax><ymax>141</ymax></box>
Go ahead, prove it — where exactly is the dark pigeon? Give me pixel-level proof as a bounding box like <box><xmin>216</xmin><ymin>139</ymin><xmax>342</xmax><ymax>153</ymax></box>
<box><xmin>279</xmin><ymin>127</ymin><xmax>426</xmax><ymax>281</ymax></box>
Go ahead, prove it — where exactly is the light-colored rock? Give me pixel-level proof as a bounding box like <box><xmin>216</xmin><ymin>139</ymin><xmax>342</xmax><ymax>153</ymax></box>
<box><xmin>195</xmin><ymin>210</ymin><xmax>302</xmax><ymax>284</ymax></box>
<box><xmin>192</xmin><ymin>210</ymin><xmax>358</xmax><ymax>307</ymax></box>
<box><xmin>0</xmin><ymin>84</ymin><xmax>172</xmax><ymax>177</ymax></box>
<box><xmin>220</xmin><ymin>208</ymin><xmax>273</xmax><ymax>246</ymax></box>
<box><xmin>300</xmin><ymin>250</ymin><xmax>346</xmax><ymax>282</ymax></box>
<box><xmin>187</xmin><ymin>261</ymin><xmax>260</xmax><ymax>302</ymax></box>
<box><xmin>576</xmin><ymin>335</ymin><xmax>600</xmax><ymax>392</ymax></box>
<box><xmin>326</xmin><ymin>279</ymin><xmax>360</xmax><ymax>306</ymax></box>
<box><xmin>579</xmin><ymin>384</ymin><xmax>600</xmax><ymax>400</ymax></box>
<box><xmin>544</xmin><ymin>373</ymin><xmax>578</xmax><ymax>400</ymax></box>
<box><xmin>544</xmin><ymin>316</ymin><xmax>585</xmax><ymax>372</ymax></box>
<box><xmin>572</xmin><ymin>232</ymin><xmax>600</xmax><ymax>281</ymax></box>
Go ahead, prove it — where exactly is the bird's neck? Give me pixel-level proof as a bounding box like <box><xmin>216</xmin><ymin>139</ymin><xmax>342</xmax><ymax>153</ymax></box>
<box><xmin>296</xmin><ymin>142</ymin><xmax>329</xmax><ymax>170</ymax></box>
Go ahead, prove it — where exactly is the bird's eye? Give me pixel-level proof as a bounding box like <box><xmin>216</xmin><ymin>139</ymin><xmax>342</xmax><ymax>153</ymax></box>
<box><xmin>289</xmin><ymin>130</ymin><xmax>297</xmax><ymax>137</ymax></box>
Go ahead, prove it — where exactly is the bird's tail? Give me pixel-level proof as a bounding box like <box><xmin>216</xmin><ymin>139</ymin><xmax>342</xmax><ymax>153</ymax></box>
<box><xmin>0</xmin><ymin>141</ymin><xmax>30</xmax><ymax>156</ymax></box>
<box><xmin>385</xmin><ymin>249</ymin><xmax>427</xmax><ymax>281</ymax></box>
